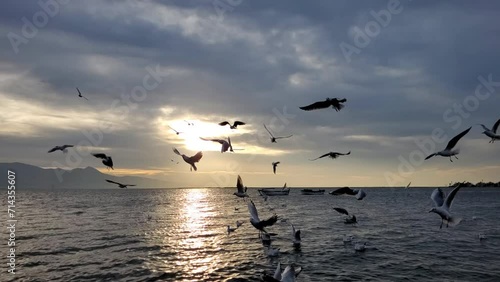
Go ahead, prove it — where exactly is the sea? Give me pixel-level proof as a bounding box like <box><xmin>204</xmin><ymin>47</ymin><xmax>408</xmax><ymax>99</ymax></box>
<box><xmin>1</xmin><ymin>187</ymin><xmax>500</xmax><ymax>282</ymax></box>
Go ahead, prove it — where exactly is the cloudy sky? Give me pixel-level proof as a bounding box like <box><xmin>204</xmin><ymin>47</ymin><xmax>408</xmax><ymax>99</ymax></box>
<box><xmin>1</xmin><ymin>0</ymin><xmax>499</xmax><ymax>188</ymax></box>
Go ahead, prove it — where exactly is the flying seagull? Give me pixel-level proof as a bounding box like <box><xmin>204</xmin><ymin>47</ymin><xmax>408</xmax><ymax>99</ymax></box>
<box><xmin>429</xmin><ymin>183</ymin><xmax>464</xmax><ymax>229</ymax></box>
<box><xmin>264</xmin><ymin>124</ymin><xmax>293</xmax><ymax>143</ymax></box>
<box><xmin>425</xmin><ymin>127</ymin><xmax>472</xmax><ymax>162</ymax></box>
<box><xmin>310</xmin><ymin>151</ymin><xmax>351</xmax><ymax>161</ymax></box>
<box><xmin>184</xmin><ymin>120</ymin><xmax>194</xmax><ymax>126</ymax></box>
<box><xmin>47</xmin><ymin>145</ymin><xmax>74</xmax><ymax>154</ymax></box>
<box><xmin>329</xmin><ymin>187</ymin><xmax>366</xmax><ymax>200</ymax></box>
<box><xmin>406</xmin><ymin>182</ymin><xmax>412</xmax><ymax>189</ymax></box>
<box><xmin>291</xmin><ymin>224</ymin><xmax>301</xmax><ymax>247</ymax></box>
<box><xmin>173</xmin><ymin>148</ymin><xmax>203</xmax><ymax>171</ymax></box>
<box><xmin>247</xmin><ymin>199</ymin><xmax>278</xmax><ymax>233</ymax></box>
<box><xmin>105</xmin><ymin>179</ymin><xmax>136</xmax><ymax>188</ymax></box>
<box><xmin>300</xmin><ymin>98</ymin><xmax>347</xmax><ymax>112</ymax></box>
<box><xmin>76</xmin><ymin>87</ymin><xmax>88</xmax><ymax>100</ymax></box>
<box><xmin>200</xmin><ymin>137</ymin><xmax>234</xmax><ymax>153</ymax></box>
<box><xmin>234</xmin><ymin>175</ymin><xmax>248</xmax><ymax>198</ymax></box>
<box><xmin>92</xmin><ymin>153</ymin><xmax>114</xmax><ymax>170</ymax></box>
<box><xmin>219</xmin><ymin>121</ymin><xmax>245</xmax><ymax>129</ymax></box>
<box><xmin>479</xmin><ymin>118</ymin><xmax>500</xmax><ymax>143</ymax></box>
<box><xmin>168</xmin><ymin>126</ymin><xmax>182</xmax><ymax>135</ymax></box>
<box><xmin>272</xmin><ymin>162</ymin><xmax>280</xmax><ymax>174</ymax></box>
<box><xmin>333</xmin><ymin>207</ymin><xmax>349</xmax><ymax>216</ymax></box>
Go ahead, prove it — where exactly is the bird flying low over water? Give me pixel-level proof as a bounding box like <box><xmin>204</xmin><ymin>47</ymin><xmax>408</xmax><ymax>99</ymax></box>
<box><xmin>333</xmin><ymin>207</ymin><xmax>349</xmax><ymax>216</ymax></box>
<box><xmin>219</xmin><ymin>121</ymin><xmax>245</xmax><ymax>129</ymax></box>
<box><xmin>264</xmin><ymin>124</ymin><xmax>293</xmax><ymax>143</ymax></box>
<box><xmin>291</xmin><ymin>224</ymin><xmax>301</xmax><ymax>247</ymax></box>
<box><xmin>247</xmin><ymin>199</ymin><xmax>278</xmax><ymax>233</ymax></box>
<box><xmin>105</xmin><ymin>179</ymin><xmax>136</xmax><ymax>188</ymax></box>
<box><xmin>425</xmin><ymin>127</ymin><xmax>472</xmax><ymax>162</ymax></box>
<box><xmin>173</xmin><ymin>148</ymin><xmax>203</xmax><ymax>171</ymax></box>
<box><xmin>168</xmin><ymin>126</ymin><xmax>182</xmax><ymax>135</ymax></box>
<box><xmin>310</xmin><ymin>151</ymin><xmax>350</xmax><ymax>161</ymax></box>
<box><xmin>47</xmin><ymin>145</ymin><xmax>74</xmax><ymax>154</ymax></box>
<box><xmin>329</xmin><ymin>187</ymin><xmax>366</xmax><ymax>200</ymax></box>
<box><xmin>200</xmin><ymin>137</ymin><xmax>234</xmax><ymax>153</ymax></box>
<box><xmin>272</xmin><ymin>162</ymin><xmax>280</xmax><ymax>174</ymax></box>
<box><xmin>429</xmin><ymin>183</ymin><xmax>464</xmax><ymax>229</ymax></box>
<box><xmin>479</xmin><ymin>118</ymin><xmax>500</xmax><ymax>143</ymax></box>
<box><xmin>300</xmin><ymin>98</ymin><xmax>347</xmax><ymax>111</ymax></box>
<box><xmin>234</xmin><ymin>175</ymin><xmax>248</xmax><ymax>198</ymax></box>
<box><xmin>263</xmin><ymin>263</ymin><xmax>303</xmax><ymax>282</ymax></box>
<box><xmin>76</xmin><ymin>87</ymin><xmax>88</xmax><ymax>100</ymax></box>
<box><xmin>92</xmin><ymin>153</ymin><xmax>114</xmax><ymax>170</ymax></box>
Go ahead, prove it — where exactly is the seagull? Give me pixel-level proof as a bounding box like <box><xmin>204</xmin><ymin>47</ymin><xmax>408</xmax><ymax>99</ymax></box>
<box><xmin>267</xmin><ymin>247</ymin><xmax>280</xmax><ymax>257</ymax></box>
<box><xmin>262</xmin><ymin>262</ymin><xmax>282</xmax><ymax>282</ymax></box>
<box><xmin>76</xmin><ymin>87</ymin><xmax>88</xmax><ymax>100</ymax></box>
<box><xmin>260</xmin><ymin>231</ymin><xmax>272</xmax><ymax>246</ymax></box>
<box><xmin>200</xmin><ymin>137</ymin><xmax>235</xmax><ymax>153</ymax></box>
<box><xmin>280</xmin><ymin>264</ymin><xmax>302</xmax><ymax>282</ymax></box>
<box><xmin>92</xmin><ymin>153</ymin><xmax>114</xmax><ymax>170</ymax></box>
<box><xmin>354</xmin><ymin>242</ymin><xmax>366</xmax><ymax>252</ymax></box>
<box><xmin>333</xmin><ymin>207</ymin><xmax>349</xmax><ymax>216</ymax></box>
<box><xmin>173</xmin><ymin>148</ymin><xmax>203</xmax><ymax>171</ymax></box>
<box><xmin>406</xmin><ymin>182</ymin><xmax>412</xmax><ymax>189</ymax></box>
<box><xmin>291</xmin><ymin>224</ymin><xmax>301</xmax><ymax>246</ymax></box>
<box><xmin>310</xmin><ymin>151</ymin><xmax>350</xmax><ymax>161</ymax></box>
<box><xmin>227</xmin><ymin>225</ymin><xmax>237</xmax><ymax>234</ymax></box>
<box><xmin>329</xmin><ymin>187</ymin><xmax>366</xmax><ymax>200</ymax></box>
<box><xmin>247</xmin><ymin>199</ymin><xmax>278</xmax><ymax>233</ymax></box>
<box><xmin>479</xmin><ymin>119</ymin><xmax>500</xmax><ymax>143</ymax></box>
<box><xmin>105</xmin><ymin>179</ymin><xmax>135</xmax><ymax>188</ymax></box>
<box><xmin>184</xmin><ymin>120</ymin><xmax>194</xmax><ymax>126</ymax></box>
<box><xmin>272</xmin><ymin>162</ymin><xmax>280</xmax><ymax>174</ymax></box>
<box><xmin>478</xmin><ymin>234</ymin><xmax>487</xmax><ymax>241</ymax></box>
<box><xmin>425</xmin><ymin>127</ymin><xmax>472</xmax><ymax>162</ymax></box>
<box><xmin>429</xmin><ymin>183</ymin><xmax>464</xmax><ymax>229</ymax></box>
<box><xmin>234</xmin><ymin>175</ymin><xmax>248</xmax><ymax>198</ymax></box>
<box><xmin>219</xmin><ymin>121</ymin><xmax>245</xmax><ymax>129</ymax></box>
<box><xmin>343</xmin><ymin>235</ymin><xmax>354</xmax><ymax>244</ymax></box>
<box><xmin>47</xmin><ymin>145</ymin><xmax>74</xmax><ymax>154</ymax></box>
<box><xmin>344</xmin><ymin>215</ymin><xmax>357</xmax><ymax>224</ymax></box>
<box><xmin>168</xmin><ymin>126</ymin><xmax>182</xmax><ymax>135</ymax></box>
<box><xmin>264</xmin><ymin>124</ymin><xmax>293</xmax><ymax>143</ymax></box>
<box><xmin>300</xmin><ymin>98</ymin><xmax>347</xmax><ymax>112</ymax></box>
<box><xmin>236</xmin><ymin>220</ymin><xmax>244</xmax><ymax>228</ymax></box>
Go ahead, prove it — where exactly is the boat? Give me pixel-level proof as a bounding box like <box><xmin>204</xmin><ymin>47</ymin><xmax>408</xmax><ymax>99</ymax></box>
<box><xmin>300</xmin><ymin>189</ymin><xmax>325</xmax><ymax>195</ymax></box>
<box><xmin>258</xmin><ymin>183</ymin><xmax>290</xmax><ymax>196</ymax></box>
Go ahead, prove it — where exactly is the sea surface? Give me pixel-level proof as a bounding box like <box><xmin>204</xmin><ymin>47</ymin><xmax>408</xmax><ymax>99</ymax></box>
<box><xmin>1</xmin><ymin>187</ymin><xmax>500</xmax><ymax>282</ymax></box>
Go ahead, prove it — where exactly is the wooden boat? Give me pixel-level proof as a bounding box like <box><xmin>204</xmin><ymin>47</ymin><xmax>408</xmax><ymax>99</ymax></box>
<box><xmin>258</xmin><ymin>183</ymin><xmax>290</xmax><ymax>196</ymax></box>
<box><xmin>300</xmin><ymin>189</ymin><xmax>325</xmax><ymax>195</ymax></box>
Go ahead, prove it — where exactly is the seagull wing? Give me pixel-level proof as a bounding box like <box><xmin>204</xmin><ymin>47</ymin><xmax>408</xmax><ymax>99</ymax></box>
<box><xmin>76</xmin><ymin>87</ymin><xmax>81</xmax><ymax>96</ymax></box>
<box><xmin>190</xmin><ymin>151</ymin><xmax>203</xmax><ymax>163</ymax></box>
<box><xmin>247</xmin><ymin>200</ymin><xmax>261</xmax><ymax>222</ymax></box>
<box><xmin>444</xmin><ymin>183</ymin><xmax>463</xmax><ymax>210</ymax></box>
<box><xmin>172</xmin><ymin>148</ymin><xmax>181</xmax><ymax>156</ymax></box>
<box><xmin>445</xmin><ymin>126</ymin><xmax>472</xmax><ymax>150</ymax></box>
<box><xmin>430</xmin><ymin>188</ymin><xmax>445</xmax><ymax>207</ymax></box>
<box><xmin>333</xmin><ymin>207</ymin><xmax>349</xmax><ymax>215</ymax></box>
<box><xmin>236</xmin><ymin>175</ymin><xmax>245</xmax><ymax>193</ymax></box>
<box><xmin>492</xmin><ymin>118</ymin><xmax>500</xmax><ymax>134</ymax></box>
<box><xmin>200</xmin><ymin>137</ymin><xmax>225</xmax><ymax>144</ymax></box>
<box><xmin>62</xmin><ymin>145</ymin><xmax>74</xmax><ymax>149</ymax></box>
<box><xmin>47</xmin><ymin>147</ymin><xmax>58</xmax><ymax>153</ymax></box>
<box><xmin>331</xmin><ymin>98</ymin><xmax>346</xmax><ymax>111</ymax></box>
<box><xmin>218</xmin><ymin>121</ymin><xmax>230</xmax><ymax>126</ymax></box>
<box><xmin>478</xmin><ymin>124</ymin><xmax>490</xmax><ymax>131</ymax></box>
<box><xmin>425</xmin><ymin>153</ymin><xmax>436</xmax><ymax>160</ymax></box>
<box><xmin>299</xmin><ymin>100</ymin><xmax>330</xmax><ymax>111</ymax></box>
<box><xmin>355</xmin><ymin>189</ymin><xmax>366</xmax><ymax>200</ymax></box>
<box><xmin>275</xmin><ymin>135</ymin><xmax>293</xmax><ymax>140</ymax></box>
<box><xmin>92</xmin><ymin>153</ymin><xmax>107</xmax><ymax>159</ymax></box>
<box><xmin>263</xmin><ymin>124</ymin><xmax>274</xmax><ymax>138</ymax></box>
<box><xmin>105</xmin><ymin>179</ymin><xmax>122</xmax><ymax>186</ymax></box>
<box><xmin>280</xmin><ymin>265</ymin><xmax>296</xmax><ymax>282</ymax></box>
<box><xmin>310</xmin><ymin>152</ymin><xmax>331</xmax><ymax>161</ymax></box>
<box><xmin>273</xmin><ymin>262</ymin><xmax>282</xmax><ymax>280</ymax></box>
<box><xmin>233</xmin><ymin>121</ymin><xmax>245</xmax><ymax>127</ymax></box>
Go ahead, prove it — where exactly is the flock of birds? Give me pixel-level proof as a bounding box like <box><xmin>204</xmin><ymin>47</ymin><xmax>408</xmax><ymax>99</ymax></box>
<box><xmin>45</xmin><ymin>90</ymin><xmax>500</xmax><ymax>281</ymax></box>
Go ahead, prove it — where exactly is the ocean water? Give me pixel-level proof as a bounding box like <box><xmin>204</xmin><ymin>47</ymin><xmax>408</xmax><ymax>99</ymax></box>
<box><xmin>2</xmin><ymin>187</ymin><xmax>500</xmax><ymax>282</ymax></box>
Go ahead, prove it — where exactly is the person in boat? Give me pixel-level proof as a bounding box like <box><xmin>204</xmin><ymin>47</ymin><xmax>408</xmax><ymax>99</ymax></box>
<box><xmin>344</xmin><ymin>214</ymin><xmax>357</xmax><ymax>224</ymax></box>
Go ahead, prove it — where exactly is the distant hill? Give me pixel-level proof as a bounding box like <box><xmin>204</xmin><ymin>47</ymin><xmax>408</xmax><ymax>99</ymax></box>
<box><xmin>449</xmin><ymin>181</ymin><xmax>500</xmax><ymax>188</ymax></box>
<box><xmin>0</xmin><ymin>162</ymin><xmax>171</xmax><ymax>189</ymax></box>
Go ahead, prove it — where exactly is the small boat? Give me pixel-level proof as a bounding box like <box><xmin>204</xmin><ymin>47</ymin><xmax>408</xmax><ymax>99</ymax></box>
<box><xmin>258</xmin><ymin>183</ymin><xmax>290</xmax><ymax>196</ymax></box>
<box><xmin>300</xmin><ymin>189</ymin><xmax>325</xmax><ymax>195</ymax></box>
